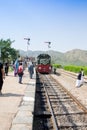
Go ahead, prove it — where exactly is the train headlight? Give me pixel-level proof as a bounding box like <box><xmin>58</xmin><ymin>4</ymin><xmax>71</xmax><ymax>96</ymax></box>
<box><xmin>49</xmin><ymin>67</ymin><xmax>51</xmax><ymax>70</ymax></box>
<box><xmin>38</xmin><ymin>67</ymin><xmax>41</xmax><ymax>69</ymax></box>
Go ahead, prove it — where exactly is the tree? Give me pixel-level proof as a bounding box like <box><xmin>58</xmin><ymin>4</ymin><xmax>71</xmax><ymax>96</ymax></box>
<box><xmin>9</xmin><ymin>48</ymin><xmax>20</xmax><ymax>61</ymax></box>
<box><xmin>0</xmin><ymin>38</ymin><xmax>20</xmax><ymax>63</ymax></box>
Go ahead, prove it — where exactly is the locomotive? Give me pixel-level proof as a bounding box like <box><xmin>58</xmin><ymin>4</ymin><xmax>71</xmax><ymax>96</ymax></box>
<box><xmin>36</xmin><ymin>53</ymin><xmax>52</xmax><ymax>74</ymax></box>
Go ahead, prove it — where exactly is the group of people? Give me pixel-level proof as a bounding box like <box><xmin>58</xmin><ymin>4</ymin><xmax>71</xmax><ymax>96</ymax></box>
<box><xmin>0</xmin><ymin>59</ymin><xmax>34</xmax><ymax>95</ymax></box>
<box><xmin>76</xmin><ymin>68</ymin><xmax>84</xmax><ymax>87</ymax></box>
<box><xmin>13</xmin><ymin>59</ymin><xmax>34</xmax><ymax>84</ymax></box>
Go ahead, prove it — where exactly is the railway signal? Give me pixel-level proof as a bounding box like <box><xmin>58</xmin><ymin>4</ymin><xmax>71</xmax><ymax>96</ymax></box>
<box><xmin>24</xmin><ymin>38</ymin><xmax>30</xmax><ymax>45</ymax></box>
<box><xmin>45</xmin><ymin>42</ymin><xmax>51</xmax><ymax>48</ymax></box>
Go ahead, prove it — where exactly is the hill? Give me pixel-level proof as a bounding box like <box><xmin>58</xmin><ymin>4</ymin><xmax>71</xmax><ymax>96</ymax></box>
<box><xmin>19</xmin><ymin>49</ymin><xmax>87</xmax><ymax>66</ymax></box>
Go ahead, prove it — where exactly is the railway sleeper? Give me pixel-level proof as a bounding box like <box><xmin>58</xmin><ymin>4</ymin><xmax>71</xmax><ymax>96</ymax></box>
<box><xmin>55</xmin><ymin>112</ymin><xmax>87</xmax><ymax>116</ymax></box>
<box><xmin>58</xmin><ymin>125</ymin><xmax>87</xmax><ymax>129</ymax></box>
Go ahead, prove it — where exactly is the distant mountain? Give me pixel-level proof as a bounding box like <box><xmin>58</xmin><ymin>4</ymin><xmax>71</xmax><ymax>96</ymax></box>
<box><xmin>64</xmin><ymin>49</ymin><xmax>87</xmax><ymax>65</ymax></box>
<box><xmin>19</xmin><ymin>49</ymin><xmax>87</xmax><ymax>66</ymax></box>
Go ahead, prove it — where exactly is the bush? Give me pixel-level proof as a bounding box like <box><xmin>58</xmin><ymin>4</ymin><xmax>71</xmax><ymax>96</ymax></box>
<box><xmin>52</xmin><ymin>64</ymin><xmax>62</xmax><ymax>68</ymax></box>
<box><xmin>64</xmin><ymin>65</ymin><xmax>87</xmax><ymax>75</ymax></box>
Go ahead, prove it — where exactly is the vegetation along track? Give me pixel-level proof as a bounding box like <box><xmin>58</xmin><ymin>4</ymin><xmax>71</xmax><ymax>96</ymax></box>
<box><xmin>33</xmin><ymin>73</ymin><xmax>87</xmax><ymax>130</ymax></box>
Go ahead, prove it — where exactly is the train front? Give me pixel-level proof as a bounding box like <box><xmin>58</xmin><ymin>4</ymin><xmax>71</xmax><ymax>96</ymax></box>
<box><xmin>36</xmin><ymin>54</ymin><xmax>52</xmax><ymax>74</ymax></box>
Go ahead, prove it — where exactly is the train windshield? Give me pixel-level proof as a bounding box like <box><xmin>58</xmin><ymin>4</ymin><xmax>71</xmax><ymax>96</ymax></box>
<box><xmin>40</xmin><ymin>59</ymin><xmax>50</xmax><ymax>64</ymax></box>
<box><xmin>37</xmin><ymin>54</ymin><xmax>51</xmax><ymax>65</ymax></box>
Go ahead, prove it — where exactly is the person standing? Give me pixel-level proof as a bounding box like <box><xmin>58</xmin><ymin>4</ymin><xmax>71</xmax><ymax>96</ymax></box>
<box><xmin>81</xmin><ymin>68</ymin><xmax>84</xmax><ymax>85</ymax></box>
<box><xmin>76</xmin><ymin>71</ymin><xmax>82</xmax><ymax>87</ymax></box>
<box><xmin>18</xmin><ymin>62</ymin><xmax>23</xmax><ymax>84</ymax></box>
<box><xmin>4</xmin><ymin>62</ymin><xmax>9</xmax><ymax>76</ymax></box>
<box><xmin>0</xmin><ymin>62</ymin><xmax>5</xmax><ymax>95</ymax></box>
<box><xmin>28</xmin><ymin>61</ymin><xmax>34</xmax><ymax>79</ymax></box>
<box><xmin>13</xmin><ymin>59</ymin><xmax>19</xmax><ymax>76</ymax></box>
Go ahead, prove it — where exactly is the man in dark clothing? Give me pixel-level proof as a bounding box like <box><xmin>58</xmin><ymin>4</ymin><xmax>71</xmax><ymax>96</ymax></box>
<box><xmin>5</xmin><ymin>62</ymin><xmax>9</xmax><ymax>76</ymax></box>
<box><xmin>0</xmin><ymin>62</ymin><xmax>5</xmax><ymax>95</ymax></box>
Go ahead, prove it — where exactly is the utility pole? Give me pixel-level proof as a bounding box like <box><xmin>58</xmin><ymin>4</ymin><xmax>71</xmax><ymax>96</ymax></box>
<box><xmin>24</xmin><ymin>38</ymin><xmax>30</xmax><ymax>59</ymax></box>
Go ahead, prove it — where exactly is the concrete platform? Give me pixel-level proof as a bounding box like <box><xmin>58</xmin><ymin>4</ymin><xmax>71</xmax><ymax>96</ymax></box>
<box><xmin>0</xmin><ymin>68</ymin><xmax>36</xmax><ymax>130</ymax></box>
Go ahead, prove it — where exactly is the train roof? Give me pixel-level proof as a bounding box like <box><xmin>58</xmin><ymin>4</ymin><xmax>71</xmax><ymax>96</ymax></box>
<box><xmin>37</xmin><ymin>53</ymin><xmax>51</xmax><ymax>58</ymax></box>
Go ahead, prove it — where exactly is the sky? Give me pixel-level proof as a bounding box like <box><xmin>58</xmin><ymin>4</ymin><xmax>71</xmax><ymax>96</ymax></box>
<box><xmin>0</xmin><ymin>0</ymin><xmax>87</xmax><ymax>52</ymax></box>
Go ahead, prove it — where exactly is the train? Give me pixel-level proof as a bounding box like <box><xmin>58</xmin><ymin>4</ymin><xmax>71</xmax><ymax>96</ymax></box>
<box><xmin>36</xmin><ymin>53</ymin><xmax>52</xmax><ymax>74</ymax></box>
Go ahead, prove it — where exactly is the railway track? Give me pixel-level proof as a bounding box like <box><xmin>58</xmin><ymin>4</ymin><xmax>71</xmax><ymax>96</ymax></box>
<box><xmin>33</xmin><ymin>73</ymin><xmax>87</xmax><ymax>130</ymax></box>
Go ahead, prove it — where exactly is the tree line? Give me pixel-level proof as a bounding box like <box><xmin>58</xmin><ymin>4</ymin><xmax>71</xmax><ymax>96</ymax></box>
<box><xmin>0</xmin><ymin>39</ymin><xmax>20</xmax><ymax>63</ymax></box>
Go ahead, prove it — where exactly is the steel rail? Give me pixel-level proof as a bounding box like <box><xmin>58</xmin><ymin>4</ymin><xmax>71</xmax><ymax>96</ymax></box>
<box><xmin>50</xmin><ymin>75</ymin><xmax>87</xmax><ymax>113</ymax></box>
<box><xmin>39</xmin><ymin>74</ymin><xmax>87</xmax><ymax>129</ymax></box>
<box><xmin>43</xmin><ymin>80</ymin><xmax>59</xmax><ymax>130</ymax></box>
